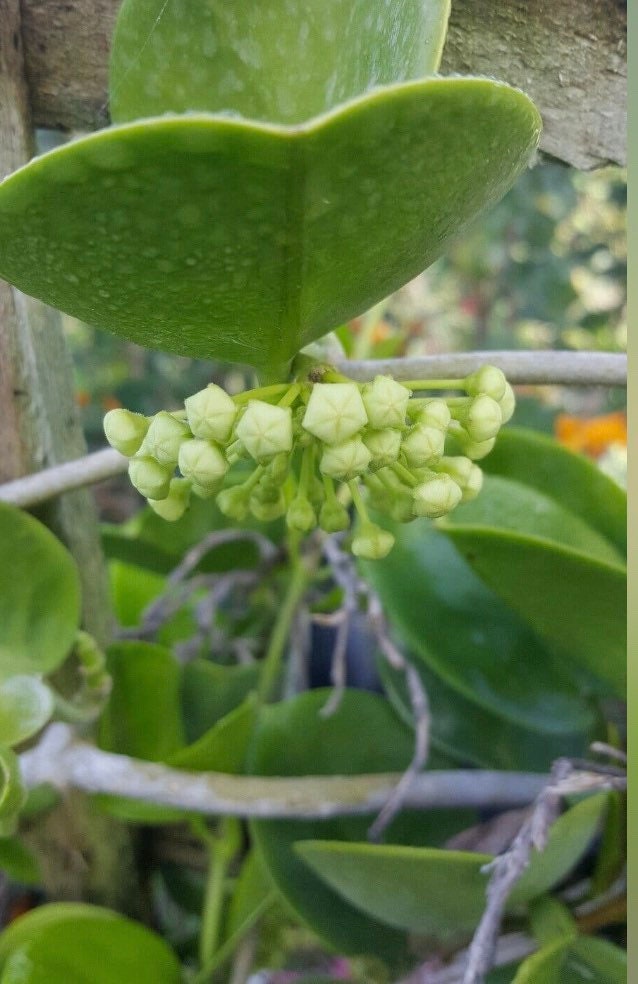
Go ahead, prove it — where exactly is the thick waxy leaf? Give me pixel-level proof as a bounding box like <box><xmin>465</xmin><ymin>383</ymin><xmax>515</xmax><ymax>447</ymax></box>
<box><xmin>482</xmin><ymin>429</ymin><xmax>627</xmax><ymax>554</ymax></box>
<box><xmin>110</xmin><ymin>0</ymin><xmax>450</xmax><ymax>124</ymax></box>
<box><xmin>378</xmin><ymin>657</ymin><xmax>600</xmax><ymax>772</ymax></box>
<box><xmin>168</xmin><ymin>694</ymin><xmax>257</xmax><ymax>774</ymax></box>
<box><xmin>0</xmin><ymin>503</ymin><xmax>80</xmax><ymax>679</ymax></box>
<box><xmin>442</xmin><ymin>478</ymin><xmax>626</xmax><ymax>695</ymax></box>
<box><xmin>362</xmin><ymin>522</ymin><xmax>596</xmax><ymax>734</ymax></box>
<box><xmin>566</xmin><ymin>937</ymin><xmax>627</xmax><ymax>982</ymax></box>
<box><xmin>0</xmin><ymin>904</ymin><xmax>182</xmax><ymax>983</ymax></box>
<box><xmin>249</xmin><ymin>689</ymin><xmax>473</xmax><ymax>962</ymax></box>
<box><xmin>0</xmin><ymin>79</ymin><xmax>540</xmax><ymax>373</ymax></box>
<box><xmin>295</xmin><ymin>794</ymin><xmax>607</xmax><ymax>938</ymax></box>
<box><xmin>0</xmin><ymin>676</ymin><xmax>54</xmax><ymax>747</ymax></box>
<box><xmin>181</xmin><ymin>660</ymin><xmax>260</xmax><ymax>742</ymax></box>
<box><xmin>511</xmin><ymin>940</ymin><xmax>572</xmax><ymax>983</ymax></box>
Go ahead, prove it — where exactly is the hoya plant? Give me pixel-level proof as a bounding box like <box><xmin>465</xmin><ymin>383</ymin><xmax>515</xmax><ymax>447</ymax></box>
<box><xmin>0</xmin><ymin>1</ymin><xmax>626</xmax><ymax>983</ymax></box>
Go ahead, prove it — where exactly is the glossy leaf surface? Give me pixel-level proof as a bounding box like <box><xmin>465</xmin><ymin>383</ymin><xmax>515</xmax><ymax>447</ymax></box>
<box><xmin>249</xmin><ymin>689</ymin><xmax>472</xmax><ymax>962</ymax></box>
<box><xmin>181</xmin><ymin>660</ymin><xmax>260</xmax><ymax>742</ymax></box>
<box><xmin>442</xmin><ymin>477</ymin><xmax>626</xmax><ymax>695</ymax></box>
<box><xmin>0</xmin><ymin>80</ymin><xmax>540</xmax><ymax>373</ymax></box>
<box><xmin>0</xmin><ymin>503</ymin><xmax>80</xmax><ymax>678</ymax></box>
<box><xmin>296</xmin><ymin>794</ymin><xmax>607</xmax><ymax>937</ymax></box>
<box><xmin>0</xmin><ymin>904</ymin><xmax>182</xmax><ymax>983</ymax></box>
<box><xmin>110</xmin><ymin>0</ymin><xmax>450</xmax><ymax>124</ymax></box>
<box><xmin>511</xmin><ymin>939</ymin><xmax>572</xmax><ymax>983</ymax></box>
<box><xmin>362</xmin><ymin>522</ymin><xmax>596</xmax><ymax>734</ymax></box>
<box><xmin>566</xmin><ymin>937</ymin><xmax>627</xmax><ymax>982</ymax></box>
<box><xmin>0</xmin><ymin>676</ymin><xmax>54</xmax><ymax>747</ymax></box>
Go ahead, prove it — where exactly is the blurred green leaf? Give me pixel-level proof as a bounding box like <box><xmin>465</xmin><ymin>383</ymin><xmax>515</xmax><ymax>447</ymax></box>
<box><xmin>168</xmin><ymin>694</ymin><xmax>257</xmax><ymax>774</ymax></box>
<box><xmin>110</xmin><ymin>0</ymin><xmax>450</xmax><ymax>124</ymax></box>
<box><xmin>0</xmin><ymin>677</ymin><xmax>53</xmax><ymax>748</ymax></box>
<box><xmin>0</xmin><ymin>903</ymin><xmax>182</xmax><ymax>983</ymax></box>
<box><xmin>0</xmin><ymin>80</ymin><xmax>539</xmax><ymax>373</ymax></box>
<box><xmin>0</xmin><ymin>747</ymin><xmax>26</xmax><ymax>835</ymax></box>
<box><xmin>511</xmin><ymin>939</ymin><xmax>572</xmax><ymax>983</ymax></box>
<box><xmin>362</xmin><ymin>522</ymin><xmax>597</xmax><ymax>734</ymax></box>
<box><xmin>0</xmin><ymin>837</ymin><xmax>41</xmax><ymax>885</ymax></box>
<box><xmin>0</xmin><ymin>503</ymin><xmax>80</xmax><ymax>679</ymax></box>
<box><xmin>566</xmin><ymin>936</ymin><xmax>626</xmax><ymax>982</ymax></box>
<box><xmin>181</xmin><ymin>660</ymin><xmax>260</xmax><ymax>742</ymax></box>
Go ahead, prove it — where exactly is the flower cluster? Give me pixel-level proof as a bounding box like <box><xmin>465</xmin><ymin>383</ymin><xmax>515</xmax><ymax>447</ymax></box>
<box><xmin>104</xmin><ymin>365</ymin><xmax>514</xmax><ymax>559</ymax></box>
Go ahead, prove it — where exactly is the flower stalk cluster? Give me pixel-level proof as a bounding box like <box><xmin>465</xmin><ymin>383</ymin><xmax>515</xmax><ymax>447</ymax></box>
<box><xmin>104</xmin><ymin>365</ymin><xmax>514</xmax><ymax>560</ymax></box>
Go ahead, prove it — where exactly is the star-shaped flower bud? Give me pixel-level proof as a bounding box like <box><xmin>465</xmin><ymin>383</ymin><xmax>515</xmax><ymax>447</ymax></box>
<box><xmin>387</xmin><ymin>496</ymin><xmax>417</xmax><ymax>523</ymax></box>
<box><xmin>302</xmin><ymin>383</ymin><xmax>368</xmax><ymax>445</ymax></box>
<box><xmin>498</xmin><ymin>382</ymin><xmax>516</xmax><ymax>423</ymax></box>
<box><xmin>416</xmin><ymin>399</ymin><xmax>451</xmax><ymax>430</ymax></box>
<box><xmin>351</xmin><ymin>522</ymin><xmax>395</xmax><ymax>560</ymax></box>
<box><xmin>128</xmin><ymin>457</ymin><xmax>173</xmax><ymax>500</ymax></box>
<box><xmin>103</xmin><ymin>408</ymin><xmax>150</xmax><ymax>457</ymax></box>
<box><xmin>465</xmin><ymin>365</ymin><xmax>507</xmax><ymax>401</ymax></box>
<box><xmin>235</xmin><ymin>401</ymin><xmax>293</xmax><ymax>462</ymax></box>
<box><xmin>460</xmin><ymin>436</ymin><xmax>496</xmax><ymax>460</ymax></box>
<box><xmin>148</xmin><ymin>477</ymin><xmax>192</xmax><ymax>521</ymax></box>
<box><xmin>184</xmin><ymin>383</ymin><xmax>238</xmax><ymax>443</ymax></box>
<box><xmin>319</xmin><ymin>437</ymin><xmax>372</xmax><ymax>481</ymax></box>
<box><xmin>433</xmin><ymin>457</ymin><xmax>484</xmax><ymax>502</ymax></box>
<box><xmin>286</xmin><ymin>497</ymin><xmax>316</xmax><ymax>533</ymax></box>
<box><xmin>319</xmin><ymin>499</ymin><xmax>351</xmax><ymax>533</ymax></box>
<box><xmin>250</xmin><ymin>493</ymin><xmax>286</xmax><ymax>522</ymax></box>
<box><xmin>461</xmin><ymin>464</ymin><xmax>483</xmax><ymax>501</ymax></box>
<box><xmin>412</xmin><ymin>475</ymin><xmax>462</xmax><ymax>518</ymax></box>
<box><xmin>363</xmin><ymin>428</ymin><xmax>402</xmax><ymax>468</ymax></box>
<box><xmin>216</xmin><ymin>486</ymin><xmax>249</xmax><ymax>520</ymax></box>
<box><xmin>140</xmin><ymin>412</ymin><xmax>190</xmax><ymax>465</ymax></box>
<box><xmin>361</xmin><ymin>375</ymin><xmax>410</xmax><ymax>429</ymax></box>
<box><xmin>459</xmin><ymin>395</ymin><xmax>503</xmax><ymax>443</ymax></box>
<box><xmin>178</xmin><ymin>438</ymin><xmax>228</xmax><ymax>491</ymax></box>
<box><xmin>401</xmin><ymin>424</ymin><xmax>445</xmax><ymax>468</ymax></box>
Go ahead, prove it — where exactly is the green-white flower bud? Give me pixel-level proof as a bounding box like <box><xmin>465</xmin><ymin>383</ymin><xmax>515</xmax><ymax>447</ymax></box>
<box><xmin>302</xmin><ymin>382</ymin><xmax>368</xmax><ymax>445</ymax></box>
<box><xmin>351</xmin><ymin>522</ymin><xmax>395</xmax><ymax>560</ymax></box>
<box><xmin>103</xmin><ymin>408</ymin><xmax>150</xmax><ymax>457</ymax></box>
<box><xmin>250</xmin><ymin>493</ymin><xmax>286</xmax><ymax>522</ymax></box>
<box><xmin>216</xmin><ymin>486</ymin><xmax>249</xmax><ymax>520</ymax></box>
<box><xmin>498</xmin><ymin>382</ymin><xmax>516</xmax><ymax>424</ymax></box>
<box><xmin>456</xmin><ymin>395</ymin><xmax>503</xmax><ymax>443</ymax></box>
<box><xmin>319</xmin><ymin>499</ymin><xmax>351</xmax><ymax>533</ymax></box>
<box><xmin>361</xmin><ymin>375</ymin><xmax>410</xmax><ymax>429</ymax></box>
<box><xmin>415</xmin><ymin>399</ymin><xmax>451</xmax><ymax>430</ymax></box>
<box><xmin>178</xmin><ymin>438</ymin><xmax>228</xmax><ymax>491</ymax></box>
<box><xmin>128</xmin><ymin>457</ymin><xmax>173</xmax><ymax>500</ymax></box>
<box><xmin>465</xmin><ymin>365</ymin><xmax>507</xmax><ymax>401</ymax></box>
<box><xmin>184</xmin><ymin>383</ymin><xmax>237</xmax><ymax>442</ymax></box>
<box><xmin>286</xmin><ymin>496</ymin><xmax>316</xmax><ymax>533</ymax></box>
<box><xmin>412</xmin><ymin>474</ymin><xmax>462</xmax><ymax>518</ymax></box>
<box><xmin>235</xmin><ymin>400</ymin><xmax>293</xmax><ymax>462</ymax></box>
<box><xmin>265</xmin><ymin>452</ymin><xmax>291</xmax><ymax>486</ymax></box>
<box><xmin>252</xmin><ymin>477</ymin><xmax>283</xmax><ymax>504</ymax></box>
<box><xmin>148</xmin><ymin>477</ymin><xmax>191</xmax><ymax>521</ymax></box>
<box><xmin>319</xmin><ymin>437</ymin><xmax>372</xmax><ymax>481</ymax></box>
<box><xmin>461</xmin><ymin>436</ymin><xmax>496</xmax><ymax>460</ymax></box>
<box><xmin>401</xmin><ymin>424</ymin><xmax>445</xmax><ymax>468</ymax></box>
<box><xmin>461</xmin><ymin>463</ymin><xmax>483</xmax><ymax>502</ymax></box>
<box><xmin>434</xmin><ymin>456</ymin><xmax>483</xmax><ymax>502</ymax></box>
<box><xmin>363</xmin><ymin>428</ymin><xmax>402</xmax><ymax>468</ymax></box>
<box><xmin>139</xmin><ymin>411</ymin><xmax>190</xmax><ymax>465</ymax></box>
<box><xmin>388</xmin><ymin>496</ymin><xmax>417</xmax><ymax>523</ymax></box>
<box><xmin>191</xmin><ymin>482</ymin><xmax>218</xmax><ymax>499</ymax></box>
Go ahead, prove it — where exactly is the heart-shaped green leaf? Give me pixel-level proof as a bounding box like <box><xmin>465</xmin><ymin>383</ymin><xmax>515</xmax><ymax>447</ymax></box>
<box><xmin>482</xmin><ymin>429</ymin><xmax>627</xmax><ymax>554</ymax></box>
<box><xmin>249</xmin><ymin>689</ymin><xmax>474</xmax><ymax>962</ymax></box>
<box><xmin>0</xmin><ymin>503</ymin><xmax>80</xmax><ymax>679</ymax></box>
<box><xmin>0</xmin><ymin>676</ymin><xmax>54</xmax><ymax>748</ymax></box>
<box><xmin>0</xmin><ymin>79</ymin><xmax>540</xmax><ymax>374</ymax></box>
<box><xmin>362</xmin><ymin>522</ymin><xmax>596</xmax><ymax>734</ymax></box>
<box><xmin>295</xmin><ymin>794</ymin><xmax>607</xmax><ymax>938</ymax></box>
<box><xmin>441</xmin><ymin>477</ymin><xmax>626</xmax><ymax>695</ymax></box>
<box><xmin>110</xmin><ymin>0</ymin><xmax>451</xmax><ymax>124</ymax></box>
<box><xmin>0</xmin><ymin>903</ymin><xmax>182</xmax><ymax>983</ymax></box>
<box><xmin>378</xmin><ymin>656</ymin><xmax>600</xmax><ymax>772</ymax></box>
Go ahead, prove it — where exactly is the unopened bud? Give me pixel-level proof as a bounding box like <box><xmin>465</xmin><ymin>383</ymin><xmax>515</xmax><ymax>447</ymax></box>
<box><xmin>184</xmin><ymin>383</ymin><xmax>237</xmax><ymax>442</ymax></box>
<box><xmin>461</xmin><ymin>464</ymin><xmax>483</xmax><ymax>501</ymax></box>
<box><xmin>319</xmin><ymin>436</ymin><xmax>372</xmax><ymax>481</ymax></box>
<box><xmin>235</xmin><ymin>400</ymin><xmax>293</xmax><ymax>462</ymax></box>
<box><xmin>351</xmin><ymin>522</ymin><xmax>395</xmax><ymax>560</ymax></box>
<box><xmin>140</xmin><ymin>412</ymin><xmax>190</xmax><ymax>465</ymax></box>
<box><xmin>461</xmin><ymin>436</ymin><xmax>496</xmax><ymax>460</ymax></box>
<box><xmin>498</xmin><ymin>382</ymin><xmax>516</xmax><ymax>423</ymax></box>
<box><xmin>363</xmin><ymin>428</ymin><xmax>402</xmax><ymax>468</ymax></box>
<box><xmin>361</xmin><ymin>375</ymin><xmax>410</xmax><ymax>429</ymax></box>
<box><xmin>178</xmin><ymin>438</ymin><xmax>228</xmax><ymax>490</ymax></box>
<box><xmin>128</xmin><ymin>457</ymin><xmax>173</xmax><ymax>500</ymax></box>
<box><xmin>434</xmin><ymin>457</ymin><xmax>483</xmax><ymax>502</ymax></box>
<box><xmin>216</xmin><ymin>486</ymin><xmax>249</xmax><ymax>520</ymax></box>
<box><xmin>401</xmin><ymin>424</ymin><xmax>445</xmax><ymax>467</ymax></box>
<box><xmin>416</xmin><ymin>399</ymin><xmax>451</xmax><ymax>430</ymax></box>
<box><xmin>250</xmin><ymin>493</ymin><xmax>286</xmax><ymax>521</ymax></box>
<box><xmin>103</xmin><ymin>408</ymin><xmax>150</xmax><ymax>456</ymax></box>
<box><xmin>302</xmin><ymin>383</ymin><xmax>367</xmax><ymax>445</ymax></box>
<box><xmin>286</xmin><ymin>496</ymin><xmax>316</xmax><ymax>532</ymax></box>
<box><xmin>148</xmin><ymin>477</ymin><xmax>191</xmax><ymax>521</ymax></box>
<box><xmin>265</xmin><ymin>452</ymin><xmax>291</xmax><ymax>485</ymax></box>
<box><xmin>465</xmin><ymin>365</ymin><xmax>507</xmax><ymax>401</ymax></box>
<box><xmin>457</xmin><ymin>395</ymin><xmax>503</xmax><ymax>442</ymax></box>
<box><xmin>413</xmin><ymin>474</ymin><xmax>462</xmax><ymax>518</ymax></box>
<box><xmin>319</xmin><ymin>500</ymin><xmax>351</xmax><ymax>533</ymax></box>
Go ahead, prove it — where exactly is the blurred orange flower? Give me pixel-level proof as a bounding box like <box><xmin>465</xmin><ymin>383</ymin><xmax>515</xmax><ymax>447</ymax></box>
<box><xmin>555</xmin><ymin>411</ymin><xmax>627</xmax><ymax>457</ymax></box>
